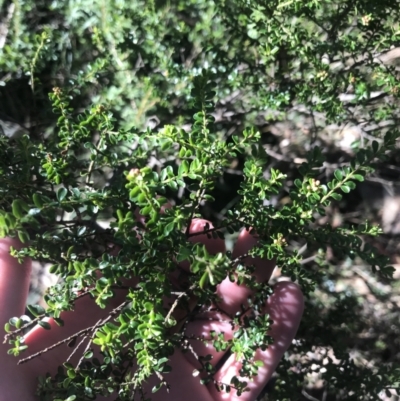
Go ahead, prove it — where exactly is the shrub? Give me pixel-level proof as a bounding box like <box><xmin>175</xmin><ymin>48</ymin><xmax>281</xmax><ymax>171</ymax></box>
<box><xmin>1</xmin><ymin>0</ymin><xmax>400</xmax><ymax>399</ymax></box>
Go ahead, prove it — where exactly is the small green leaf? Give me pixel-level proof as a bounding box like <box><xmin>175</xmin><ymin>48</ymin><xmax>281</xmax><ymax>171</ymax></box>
<box><xmin>160</xmin><ymin>168</ymin><xmax>168</xmax><ymax>181</ymax></box>
<box><xmin>203</xmin><ymin>194</ymin><xmax>215</xmax><ymax>201</ymax></box>
<box><xmin>129</xmin><ymin>186</ymin><xmax>141</xmax><ymax>199</ymax></box>
<box><xmin>152</xmin><ymin>383</ymin><xmax>163</xmax><ymax>393</ymax></box>
<box><xmin>53</xmin><ymin>318</ymin><xmax>64</xmax><ymax>326</ymax></box>
<box><xmin>66</xmin><ymin>245</ymin><xmax>75</xmax><ymax>258</ymax></box>
<box><xmin>168</xmin><ymin>181</ymin><xmax>178</xmax><ymax>190</ymax></box>
<box><xmin>165</xmin><ymin>316</ymin><xmax>177</xmax><ymax>328</ymax></box>
<box><xmin>57</xmin><ymin>187</ymin><xmax>68</xmax><ymax>202</ymax></box>
<box><xmin>330</xmin><ymin>192</ymin><xmax>342</xmax><ymax>201</ymax></box>
<box><xmin>63</xmin><ymin>362</ymin><xmax>74</xmax><ymax>370</ymax></box>
<box><xmin>140</xmin><ymin>206</ymin><xmax>152</xmax><ymax>216</ymax></box>
<box><xmin>12</xmin><ymin>200</ymin><xmax>24</xmax><ymax>219</ymax></box>
<box><xmin>38</xmin><ymin>320</ymin><xmax>52</xmax><ymax>330</ymax></box>
<box><xmin>27</xmin><ymin>304</ymin><xmax>45</xmax><ymax>317</ymax></box>
<box><xmin>346</xmin><ymin>181</ymin><xmax>356</xmax><ymax>190</ymax></box>
<box><xmin>32</xmin><ymin>193</ymin><xmax>44</xmax><ymax>208</ymax></box>
<box><xmin>341</xmin><ymin>185</ymin><xmax>350</xmax><ymax>193</ymax></box>
<box><xmin>177</xmin><ymin>246</ymin><xmax>191</xmax><ymax>263</ymax></box>
<box><xmin>71</xmin><ymin>188</ymin><xmax>81</xmax><ymax>199</ymax></box>
<box><xmin>334</xmin><ymin>170</ymin><xmax>343</xmax><ymax>180</ymax></box>
<box><xmin>0</xmin><ymin>215</ymin><xmax>8</xmax><ymax>236</ymax></box>
<box><xmin>352</xmin><ymin>174</ymin><xmax>364</xmax><ymax>182</ymax></box>
<box><xmin>161</xmin><ymin>139</ymin><xmax>172</xmax><ymax>151</ymax></box>
<box><xmin>4</xmin><ymin>213</ymin><xmax>16</xmax><ymax>228</ymax></box>
<box><xmin>17</xmin><ymin>230</ymin><xmax>30</xmax><ymax>244</ymax></box>
<box><xmin>180</xmin><ymin>160</ymin><xmax>189</xmax><ymax>175</ymax></box>
<box><xmin>84</xmin><ymin>350</ymin><xmax>93</xmax><ymax>359</ymax></box>
<box><xmin>164</xmin><ymin>222</ymin><xmax>175</xmax><ymax>236</ymax></box>
<box><xmin>199</xmin><ymin>271</ymin><xmax>209</xmax><ymax>289</ymax></box>
<box><xmin>327</xmin><ymin>179</ymin><xmax>337</xmax><ymax>189</ymax></box>
<box><xmin>49</xmin><ymin>264</ymin><xmax>60</xmax><ymax>274</ymax></box>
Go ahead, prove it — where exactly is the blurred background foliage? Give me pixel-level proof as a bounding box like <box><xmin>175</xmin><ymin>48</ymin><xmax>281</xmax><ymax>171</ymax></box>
<box><xmin>1</xmin><ymin>0</ymin><xmax>400</xmax><ymax>399</ymax></box>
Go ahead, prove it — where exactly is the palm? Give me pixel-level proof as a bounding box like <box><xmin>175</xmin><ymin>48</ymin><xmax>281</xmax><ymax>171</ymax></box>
<box><xmin>0</xmin><ymin>221</ymin><xmax>304</xmax><ymax>401</ymax></box>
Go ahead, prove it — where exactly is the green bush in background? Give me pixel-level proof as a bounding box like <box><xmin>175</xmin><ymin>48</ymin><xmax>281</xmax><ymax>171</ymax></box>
<box><xmin>1</xmin><ymin>0</ymin><xmax>400</xmax><ymax>399</ymax></box>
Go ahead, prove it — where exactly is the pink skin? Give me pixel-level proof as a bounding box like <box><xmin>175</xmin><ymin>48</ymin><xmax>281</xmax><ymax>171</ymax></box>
<box><xmin>0</xmin><ymin>220</ymin><xmax>304</xmax><ymax>401</ymax></box>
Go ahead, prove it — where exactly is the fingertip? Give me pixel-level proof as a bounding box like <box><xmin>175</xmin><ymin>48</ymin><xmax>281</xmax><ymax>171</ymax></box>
<box><xmin>270</xmin><ymin>281</ymin><xmax>305</xmax><ymax>312</ymax></box>
<box><xmin>232</xmin><ymin>227</ymin><xmax>258</xmax><ymax>258</ymax></box>
<box><xmin>178</xmin><ymin>219</ymin><xmax>225</xmax><ymax>272</ymax></box>
<box><xmin>233</xmin><ymin>227</ymin><xmax>276</xmax><ymax>283</ymax></box>
<box><xmin>188</xmin><ymin>218</ymin><xmax>225</xmax><ymax>254</ymax></box>
<box><xmin>210</xmin><ymin>281</ymin><xmax>305</xmax><ymax>401</ymax></box>
<box><xmin>266</xmin><ymin>281</ymin><xmax>304</xmax><ymax>340</ymax></box>
<box><xmin>0</xmin><ymin>237</ymin><xmax>32</xmax><ymax>327</ymax></box>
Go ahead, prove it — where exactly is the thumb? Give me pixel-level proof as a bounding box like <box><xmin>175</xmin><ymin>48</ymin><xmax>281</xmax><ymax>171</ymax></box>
<box><xmin>0</xmin><ymin>238</ymin><xmax>31</xmax><ymax>329</ymax></box>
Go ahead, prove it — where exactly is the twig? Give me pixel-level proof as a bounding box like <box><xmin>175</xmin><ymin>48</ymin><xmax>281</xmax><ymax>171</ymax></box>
<box><xmin>4</xmin><ymin>290</ymin><xmax>93</xmax><ymax>343</ymax></box>
<box><xmin>18</xmin><ymin>326</ymin><xmax>93</xmax><ymax>365</ymax></box>
<box><xmin>164</xmin><ymin>286</ymin><xmax>194</xmax><ymax>325</ymax></box>
<box><xmin>18</xmin><ymin>300</ymin><xmax>129</xmax><ymax>365</ymax></box>
<box><xmin>66</xmin><ymin>333</ymin><xmax>90</xmax><ymax>364</ymax></box>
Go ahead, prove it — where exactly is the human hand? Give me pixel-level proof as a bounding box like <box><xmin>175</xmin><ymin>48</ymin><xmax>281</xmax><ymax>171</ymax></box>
<box><xmin>0</xmin><ymin>219</ymin><xmax>304</xmax><ymax>401</ymax></box>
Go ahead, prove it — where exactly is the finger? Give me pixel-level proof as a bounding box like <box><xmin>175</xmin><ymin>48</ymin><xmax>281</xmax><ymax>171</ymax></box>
<box><xmin>0</xmin><ymin>238</ymin><xmax>31</xmax><ymax>328</ymax></box>
<box><xmin>178</xmin><ymin>218</ymin><xmax>226</xmax><ymax>272</ymax></box>
<box><xmin>182</xmin><ymin>227</ymin><xmax>275</xmax><ymax>368</ymax></box>
<box><xmin>0</xmin><ymin>238</ymin><xmax>37</xmax><ymax>400</ymax></box>
<box><xmin>189</xmin><ymin>218</ymin><xmax>225</xmax><ymax>253</ymax></box>
<box><xmin>232</xmin><ymin>228</ymin><xmax>275</xmax><ymax>283</ymax></box>
<box><xmin>208</xmin><ymin>281</ymin><xmax>304</xmax><ymax>401</ymax></box>
<box><xmin>216</xmin><ymin>227</ymin><xmax>276</xmax><ymax>316</ymax></box>
<box><xmin>168</xmin><ymin>218</ymin><xmax>225</xmax><ymax>330</ymax></box>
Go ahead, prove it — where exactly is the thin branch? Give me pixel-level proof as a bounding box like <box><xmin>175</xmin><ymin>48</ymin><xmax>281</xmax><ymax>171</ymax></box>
<box><xmin>4</xmin><ymin>290</ymin><xmax>92</xmax><ymax>343</ymax></box>
<box><xmin>66</xmin><ymin>333</ymin><xmax>90</xmax><ymax>364</ymax></box>
<box><xmin>18</xmin><ymin>300</ymin><xmax>129</xmax><ymax>365</ymax></box>
<box><xmin>18</xmin><ymin>326</ymin><xmax>93</xmax><ymax>365</ymax></box>
<box><xmin>164</xmin><ymin>285</ymin><xmax>194</xmax><ymax>325</ymax></box>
